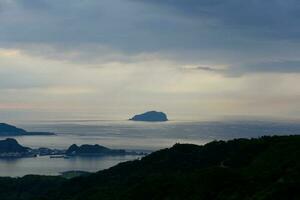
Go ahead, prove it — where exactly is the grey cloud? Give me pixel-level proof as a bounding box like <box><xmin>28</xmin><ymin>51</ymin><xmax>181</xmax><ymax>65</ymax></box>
<box><xmin>195</xmin><ymin>66</ymin><xmax>218</xmax><ymax>71</ymax></box>
<box><xmin>183</xmin><ymin>66</ymin><xmax>224</xmax><ymax>73</ymax></box>
<box><xmin>0</xmin><ymin>71</ymin><xmax>49</xmax><ymax>89</ymax></box>
<box><xmin>230</xmin><ymin>60</ymin><xmax>300</xmax><ymax>75</ymax></box>
<box><xmin>2</xmin><ymin>0</ymin><xmax>299</xmax><ymax>48</ymax></box>
<box><xmin>0</xmin><ymin>0</ymin><xmax>300</xmax><ymax>74</ymax></box>
<box><xmin>137</xmin><ymin>0</ymin><xmax>300</xmax><ymax>38</ymax></box>
<box><xmin>188</xmin><ymin>60</ymin><xmax>300</xmax><ymax>76</ymax></box>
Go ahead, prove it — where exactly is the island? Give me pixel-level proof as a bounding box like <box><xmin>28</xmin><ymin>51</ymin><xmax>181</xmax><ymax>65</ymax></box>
<box><xmin>66</xmin><ymin>144</ymin><xmax>144</xmax><ymax>157</ymax></box>
<box><xmin>129</xmin><ymin>111</ymin><xmax>168</xmax><ymax>122</ymax></box>
<box><xmin>0</xmin><ymin>138</ymin><xmax>145</xmax><ymax>158</ymax></box>
<box><xmin>66</xmin><ymin>144</ymin><xmax>126</xmax><ymax>156</ymax></box>
<box><xmin>0</xmin><ymin>123</ymin><xmax>55</xmax><ymax>136</ymax></box>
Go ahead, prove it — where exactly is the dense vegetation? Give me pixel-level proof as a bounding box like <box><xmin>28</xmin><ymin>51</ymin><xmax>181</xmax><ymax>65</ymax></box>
<box><xmin>0</xmin><ymin>135</ymin><xmax>299</xmax><ymax>200</ymax></box>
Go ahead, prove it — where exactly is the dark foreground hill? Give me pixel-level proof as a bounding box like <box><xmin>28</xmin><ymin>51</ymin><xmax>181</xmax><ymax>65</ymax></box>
<box><xmin>0</xmin><ymin>135</ymin><xmax>299</xmax><ymax>200</ymax></box>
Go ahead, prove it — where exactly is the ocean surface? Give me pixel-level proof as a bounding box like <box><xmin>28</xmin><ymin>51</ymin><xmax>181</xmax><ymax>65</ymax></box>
<box><xmin>0</xmin><ymin>120</ymin><xmax>300</xmax><ymax>177</ymax></box>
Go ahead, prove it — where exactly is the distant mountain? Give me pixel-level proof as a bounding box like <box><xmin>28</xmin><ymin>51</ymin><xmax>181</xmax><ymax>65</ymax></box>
<box><xmin>0</xmin><ymin>138</ymin><xmax>29</xmax><ymax>153</ymax></box>
<box><xmin>0</xmin><ymin>123</ymin><xmax>55</xmax><ymax>136</ymax></box>
<box><xmin>66</xmin><ymin>144</ymin><xmax>126</xmax><ymax>156</ymax></box>
<box><xmin>130</xmin><ymin>111</ymin><xmax>168</xmax><ymax>122</ymax></box>
<box><xmin>0</xmin><ymin>137</ymin><xmax>140</xmax><ymax>158</ymax></box>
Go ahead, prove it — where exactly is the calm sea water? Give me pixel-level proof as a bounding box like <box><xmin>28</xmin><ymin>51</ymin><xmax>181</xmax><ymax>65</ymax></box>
<box><xmin>0</xmin><ymin>155</ymin><xmax>141</xmax><ymax>177</ymax></box>
<box><xmin>0</xmin><ymin>120</ymin><xmax>299</xmax><ymax>177</ymax></box>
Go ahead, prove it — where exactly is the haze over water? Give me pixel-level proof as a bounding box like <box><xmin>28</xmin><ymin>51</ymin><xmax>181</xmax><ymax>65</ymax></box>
<box><xmin>0</xmin><ymin>120</ymin><xmax>299</xmax><ymax>177</ymax></box>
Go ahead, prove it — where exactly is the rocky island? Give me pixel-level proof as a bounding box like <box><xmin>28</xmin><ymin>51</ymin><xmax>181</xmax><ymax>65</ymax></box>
<box><xmin>0</xmin><ymin>123</ymin><xmax>55</xmax><ymax>136</ymax></box>
<box><xmin>130</xmin><ymin>111</ymin><xmax>168</xmax><ymax>122</ymax></box>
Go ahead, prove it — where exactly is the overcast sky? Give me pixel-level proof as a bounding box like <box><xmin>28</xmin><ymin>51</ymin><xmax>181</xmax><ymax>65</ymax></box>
<box><xmin>0</xmin><ymin>0</ymin><xmax>300</xmax><ymax>122</ymax></box>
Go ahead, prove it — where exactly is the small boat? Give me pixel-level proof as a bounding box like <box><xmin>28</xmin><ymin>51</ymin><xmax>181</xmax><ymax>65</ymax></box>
<box><xmin>50</xmin><ymin>155</ymin><xmax>65</xmax><ymax>158</ymax></box>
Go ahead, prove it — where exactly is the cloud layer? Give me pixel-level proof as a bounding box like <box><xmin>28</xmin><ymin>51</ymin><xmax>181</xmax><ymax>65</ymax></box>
<box><xmin>0</xmin><ymin>0</ymin><xmax>300</xmax><ymax>121</ymax></box>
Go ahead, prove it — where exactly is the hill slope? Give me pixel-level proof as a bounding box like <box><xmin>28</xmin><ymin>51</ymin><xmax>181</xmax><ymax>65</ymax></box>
<box><xmin>0</xmin><ymin>135</ymin><xmax>299</xmax><ymax>200</ymax></box>
<box><xmin>0</xmin><ymin>138</ymin><xmax>29</xmax><ymax>153</ymax></box>
<box><xmin>0</xmin><ymin>123</ymin><xmax>55</xmax><ymax>136</ymax></box>
<box><xmin>0</xmin><ymin>123</ymin><xmax>27</xmax><ymax>135</ymax></box>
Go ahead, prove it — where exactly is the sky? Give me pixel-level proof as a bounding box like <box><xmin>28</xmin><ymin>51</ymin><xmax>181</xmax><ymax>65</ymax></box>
<box><xmin>0</xmin><ymin>0</ymin><xmax>300</xmax><ymax>122</ymax></box>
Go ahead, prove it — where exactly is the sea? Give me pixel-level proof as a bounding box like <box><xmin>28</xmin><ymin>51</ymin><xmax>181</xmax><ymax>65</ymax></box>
<box><xmin>0</xmin><ymin>120</ymin><xmax>300</xmax><ymax>177</ymax></box>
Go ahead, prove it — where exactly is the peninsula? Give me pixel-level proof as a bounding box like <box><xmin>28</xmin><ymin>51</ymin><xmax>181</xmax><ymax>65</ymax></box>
<box><xmin>0</xmin><ymin>123</ymin><xmax>55</xmax><ymax>136</ymax></box>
